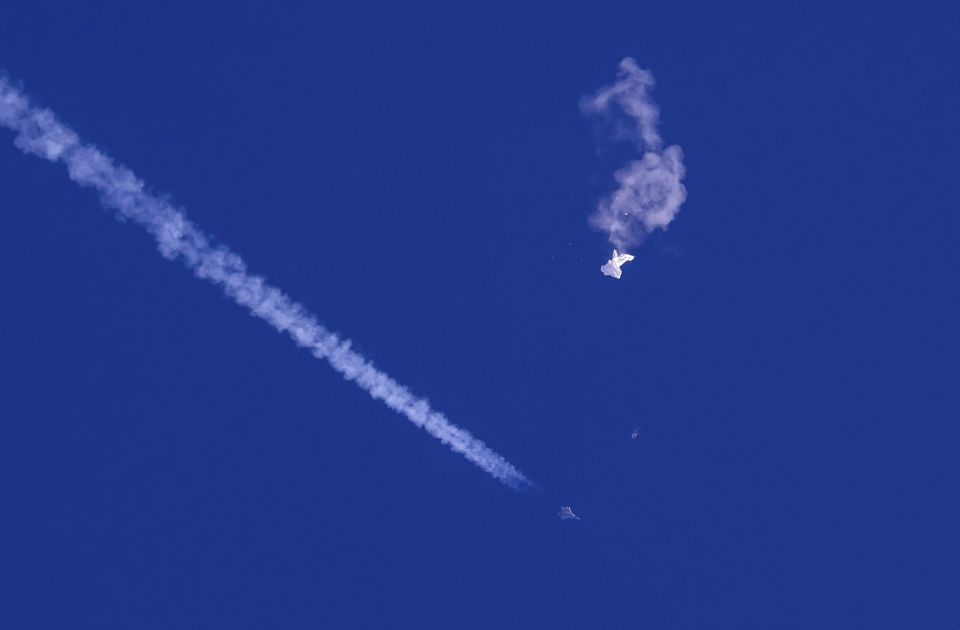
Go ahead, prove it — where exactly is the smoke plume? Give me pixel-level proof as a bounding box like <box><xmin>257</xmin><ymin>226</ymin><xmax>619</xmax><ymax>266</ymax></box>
<box><xmin>582</xmin><ymin>59</ymin><xmax>687</xmax><ymax>251</ymax></box>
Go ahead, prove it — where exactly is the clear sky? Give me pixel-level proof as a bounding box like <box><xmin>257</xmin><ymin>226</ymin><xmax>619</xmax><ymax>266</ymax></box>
<box><xmin>1</xmin><ymin>2</ymin><xmax>958</xmax><ymax>628</ymax></box>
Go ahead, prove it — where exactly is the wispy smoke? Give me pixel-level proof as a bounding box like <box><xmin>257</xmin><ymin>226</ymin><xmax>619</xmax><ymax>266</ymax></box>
<box><xmin>581</xmin><ymin>58</ymin><xmax>686</xmax><ymax>251</ymax></box>
<box><xmin>0</xmin><ymin>76</ymin><xmax>532</xmax><ymax>491</ymax></box>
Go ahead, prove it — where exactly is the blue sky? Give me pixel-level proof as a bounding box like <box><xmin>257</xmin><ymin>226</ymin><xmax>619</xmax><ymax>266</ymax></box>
<box><xmin>1</xmin><ymin>2</ymin><xmax>958</xmax><ymax>628</ymax></box>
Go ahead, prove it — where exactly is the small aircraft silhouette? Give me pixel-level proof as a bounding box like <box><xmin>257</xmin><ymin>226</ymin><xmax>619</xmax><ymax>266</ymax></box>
<box><xmin>600</xmin><ymin>249</ymin><xmax>635</xmax><ymax>279</ymax></box>
<box><xmin>558</xmin><ymin>506</ymin><xmax>580</xmax><ymax>520</ymax></box>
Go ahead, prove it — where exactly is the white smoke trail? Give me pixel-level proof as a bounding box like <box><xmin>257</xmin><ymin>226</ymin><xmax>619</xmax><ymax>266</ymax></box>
<box><xmin>0</xmin><ymin>76</ymin><xmax>532</xmax><ymax>491</ymax></box>
<box><xmin>582</xmin><ymin>58</ymin><xmax>687</xmax><ymax>251</ymax></box>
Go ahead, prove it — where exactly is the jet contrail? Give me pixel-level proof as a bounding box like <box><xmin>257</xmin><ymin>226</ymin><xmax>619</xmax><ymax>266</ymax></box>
<box><xmin>0</xmin><ymin>76</ymin><xmax>532</xmax><ymax>491</ymax></box>
<box><xmin>582</xmin><ymin>58</ymin><xmax>687</xmax><ymax>254</ymax></box>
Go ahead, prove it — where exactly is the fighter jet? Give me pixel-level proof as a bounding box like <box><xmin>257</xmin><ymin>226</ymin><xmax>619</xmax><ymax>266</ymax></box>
<box><xmin>558</xmin><ymin>506</ymin><xmax>580</xmax><ymax>520</ymax></box>
<box><xmin>600</xmin><ymin>249</ymin><xmax>635</xmax><ymax>279</ymax></box>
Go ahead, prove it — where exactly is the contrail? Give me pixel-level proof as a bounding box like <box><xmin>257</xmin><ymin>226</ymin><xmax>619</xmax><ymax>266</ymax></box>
<box><xmin>582</xmin><ymin>58</ymin><xmax>687</xmax><ymax>253</ymax></box>
<box><xmin>0</xmin><ymin>76</ymin><xmax>532</xmax><ymax>491</ymax></box>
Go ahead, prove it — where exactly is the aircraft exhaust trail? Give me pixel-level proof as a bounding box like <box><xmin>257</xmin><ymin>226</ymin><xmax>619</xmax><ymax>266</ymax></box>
<box><xmin>0</xmin><ymin>76</ymin><xmax>532</xmax><ymax>491</ymax></box>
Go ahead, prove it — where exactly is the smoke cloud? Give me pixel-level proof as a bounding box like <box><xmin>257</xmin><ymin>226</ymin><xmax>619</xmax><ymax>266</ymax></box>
<box><xmin>582</xmin><ymin>58</ymin><xmax>687</xmax><ymax>251</ymax></box>
<box><xmin>0</xmin><ymin>76</ymin><xmax>532</xmax><ymax>491</ymax></box>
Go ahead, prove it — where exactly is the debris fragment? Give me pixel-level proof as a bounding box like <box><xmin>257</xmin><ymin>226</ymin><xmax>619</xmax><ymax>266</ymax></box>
<box><xmin>600</xmin><ymin>249</ymin><xmax>635</xmax><ymax>279</ymax></box>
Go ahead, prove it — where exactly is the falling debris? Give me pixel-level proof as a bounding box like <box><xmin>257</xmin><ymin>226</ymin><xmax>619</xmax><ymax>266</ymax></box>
<box><xmin>600</xmin><ymin>249</ymin><xmax>635</xmax><ymax>279</ymax></box>
<box><xmin>558</xmin><ymin>506</ymin><xmax>580</xmax><ymax>520</ymax></box>
<box><xmin>631</xmin><ymin>427</ymin><xmax>641</xmax><ymax>439</ymax></box>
